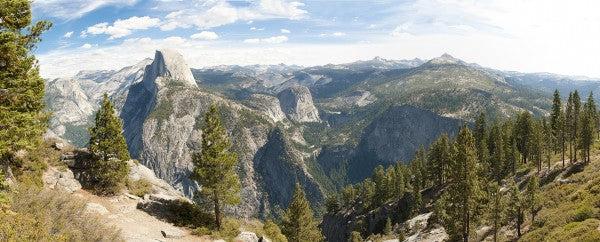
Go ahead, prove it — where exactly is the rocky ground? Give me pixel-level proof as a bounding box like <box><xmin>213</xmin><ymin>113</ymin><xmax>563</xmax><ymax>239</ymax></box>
<box><xmin>41</xmin><ymin>143</ymin><xmax>264</xmax><ymax>242</ymax></box>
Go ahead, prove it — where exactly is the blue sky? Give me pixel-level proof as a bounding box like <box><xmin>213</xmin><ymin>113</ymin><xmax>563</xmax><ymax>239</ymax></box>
<box><xmin>32</xmin><ymin>0</ymin><xmax>600</xmax><ymax>78</ymax></box>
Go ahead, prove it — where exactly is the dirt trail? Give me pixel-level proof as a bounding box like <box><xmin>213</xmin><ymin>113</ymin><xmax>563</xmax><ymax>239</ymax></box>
<box><xmin>74</xmin><ymin>190</ymin><xmax>204</xmax><ymax>242</ymax></box>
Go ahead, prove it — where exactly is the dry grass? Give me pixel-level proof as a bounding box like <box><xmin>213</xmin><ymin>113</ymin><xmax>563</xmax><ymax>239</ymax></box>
<box><xmin>0</xmin><ymin>184</ymin><xmax>122</xmax><ymax>241</ymax></box>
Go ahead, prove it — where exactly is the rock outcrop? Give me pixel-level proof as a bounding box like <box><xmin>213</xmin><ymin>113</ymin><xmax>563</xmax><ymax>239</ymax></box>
<box><xmin>347</xmin><ymin>105</ymin><xmax>464</xmax><ymax>182</ymax></box>
<box><xmin>119</xmin><ymin>49</ymin><xmax>324</xmax><ymax>217</ymax></box>
<box><xmin>43</xmin><ymin>167</ymin><xmax>82</xmax><ymax>193</ymax></box>
<box><xmin>277</xmin><ymin>85</ymin><xmax>320</xmax><ymax>123</ymax></box>
<box><xmin>254</xmin><ymin>128</ymin><xmax>326</xmax><ymax>212</ymax></box>
<box><xmin>45</xmin><ymin>58</ymin><xmax>151</xmax><ymax>145</ymax></box>
<box><xmin>246</xmin><ymin>94</ymin><xmax>287</xmax><ymax>123</ymax></box>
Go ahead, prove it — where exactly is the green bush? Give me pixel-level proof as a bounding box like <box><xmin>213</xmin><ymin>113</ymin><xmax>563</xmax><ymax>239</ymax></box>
<box><xmin>168</xmin><ymin>199</ymin><xmax>213</xmax><ymax>228</ymax></box>
<box><xmin>191</xmin><ymin>218</ymin><xmax>240</xmax><ymax>241</ymax></box>
<box><xmin>572</xmin><ymin>205</ymin><xmax>593</xmax><ymax>222</ymax></box>
<box><xmin>263</xmin><ymin>220</ymin><xmax>288</xmax><ymax>242</ymax></box>
<box><xmin>126</xmin><ymin>178</ymin><xmax>153</xmax><ymax>197</ymax></box>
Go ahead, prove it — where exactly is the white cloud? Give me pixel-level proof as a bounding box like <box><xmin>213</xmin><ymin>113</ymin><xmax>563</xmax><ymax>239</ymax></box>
<box><xmin>250</xmin><ymin>27</ymin><xmax>265</xmax><ymax>31</ymax></box>
<box><xmin>263</xmin><ymin>35</ymin><xmax>289</xmax><ymax>43</ymax></box>
<box><xmin>191</xmin><ymin>31</ymin><xmax>219</xmax><ymax>40</ymax></box>
<box><xmin>243</xmin><ymin>35</ymin><xmax>288</xmax><ymax>44</ymax></box>
<box><xmin>332</xmin><ymin>32</ymin><xmax>346</xmax><ymax>37</ymax></box>
<box><xmin>160</xmin><ymin>0</ymin><xmax>307</xmax><ymax>30</ymax></box>
<box><xmin>82</xmin><ymin>16</ymin><xmax>161</xmax><ymax>39</ymax></box>
<box><xmin>80</xmin><ymin>43</ymin><xmax>93</xmax><ymax>49</ymax></box>
<box><xmin>391</xmin><ymin>24</ymin><xmax>413</xmax><ymax>38</ymax></box>
<box><xmin>243</xmin><ymin>38</ymin><xmax>261</xmax><ymax>44</ymax></box>
<box><xmin>32</xmin><ymin>0</ymin><xmax>139</xmax><ymax>20</ymax></box>
<box><xmin>63</xmin><ymin>31</ymin><xmax>73</xmax><ymax>38</ymax></box>
<box><xmin>281</xmin><ymin>28</ymin><xmax>291</xmax><ymax>33</ymax></box>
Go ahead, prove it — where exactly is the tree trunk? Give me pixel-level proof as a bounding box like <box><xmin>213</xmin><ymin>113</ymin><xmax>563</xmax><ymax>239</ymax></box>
<box><xmin>517</xmin><ymin>208</ymin><xmax>522</xmax><ymax>238</ymax></box>
<box><xmin>214</xmin><ymin>194</ymin><xmax>221</xmax><ymax>230</ymax></box>
<box><xmin>464</xmin><ymin>211</ymin><xmax>470</xmax><ymax>242</ymax></box>
<box><xmin>569</xmin><ymin>140</ymin><xmax>572</xmax><ymax>165</ymax></box>
<box><xmin>562</xmin><ymin>139</ymin><xmax>565</xmax><ymax>168</ymax></box>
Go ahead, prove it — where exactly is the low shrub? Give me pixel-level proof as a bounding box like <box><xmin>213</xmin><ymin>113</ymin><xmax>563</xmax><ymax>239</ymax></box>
<box><xmin>126</xmin><ymin>178</ymin><xmax>153</xmax><ymax>197</ymax></box>
<box><xmin>0</xmin><ymin>184</ymin><xmax>122</xmax><ymax>241</ymax></box>
<box><xmin>168</xmin><ymin>199</ymin><xmax>213</xmax><ymax>228</ymax></box>
<box><xmin>572</xmin><ymin>205</ymin><xmax>593</xmax><ymax>222</ymax></box>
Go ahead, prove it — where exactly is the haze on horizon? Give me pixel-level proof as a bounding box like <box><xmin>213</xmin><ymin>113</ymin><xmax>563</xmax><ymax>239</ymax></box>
<box><xmin>33</xmin><ymin>0</ymin><xmax>600</xmax><ymax>79</ymax></box>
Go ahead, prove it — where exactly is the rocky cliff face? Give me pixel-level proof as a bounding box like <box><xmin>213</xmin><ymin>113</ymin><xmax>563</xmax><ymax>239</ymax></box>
<box><xmin>253</xmin><ymin>128</ymin><xmax>326</xmax><ymax>212</ymax></box>
<box><xmin>119</xmin><ymin>49</ymin><xmax>324</xmax><ymax>217</ymax></box>
<box><xmin>246</xmin><ymin>94</ymin><xmax>287</xmax><ymax>123</ymax></box>
<box><xmin>347</xmin><ymin>105</ymin><xmax>464</xmax><ymax>182</ymax></box>
<box><xmin>277</xmin><ymin>85</ymin><xmax>321</xmax><ymax>123</ymax></box>
<box><xmin>45</xmin><ymin>59</ymin><xmax>150</xmax><ymax>145</ymax></box>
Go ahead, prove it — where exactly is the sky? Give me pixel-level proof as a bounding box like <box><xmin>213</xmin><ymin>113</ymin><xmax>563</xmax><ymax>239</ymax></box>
<box><xmin>32</xmin><ymin>0</ymin><xmax>600</xmax><ymax>79</ymax></box>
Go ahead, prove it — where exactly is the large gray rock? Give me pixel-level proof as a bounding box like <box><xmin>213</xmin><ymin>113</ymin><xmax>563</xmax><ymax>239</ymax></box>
<box><xmin>161</xmin><ymin>228</ymin><xmax>184</xmax><ymax>239</ymax></box>
<box><xmin>277</xmin><ymin>85</ymin><xmax>320</xmax><ymax>123</ymax></box>
<box><xmin>43</xmin><ymin>167</ymin><xmax>82</xmax><ymax>193</ymax></box>
<box><xmin>149</xmin><ymin>49</ymin><xmax>197</xmax><ymax>88</ymax></box>
<box><xmin>235</xmin><ymin>231</ymin><xmax>259</xmax><ymax>242</ymax></box>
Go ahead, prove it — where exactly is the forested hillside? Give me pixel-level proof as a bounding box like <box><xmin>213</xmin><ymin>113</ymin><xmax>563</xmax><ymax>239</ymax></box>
<box><xmin>321</xmin><ymin>89</ymin><xmax>600</xmax><ymax>241</ymax></box>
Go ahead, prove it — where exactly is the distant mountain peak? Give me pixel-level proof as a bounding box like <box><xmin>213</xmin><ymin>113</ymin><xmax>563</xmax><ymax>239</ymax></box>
<box><xmin>426</xmin><ymin>53</ymin><xmax>464</xmax><ymax>66</ymax></box>
<box><xmin>148</xmin><ymin>49</ymin><xmax>197</xmax><ymax>88</ymax></box>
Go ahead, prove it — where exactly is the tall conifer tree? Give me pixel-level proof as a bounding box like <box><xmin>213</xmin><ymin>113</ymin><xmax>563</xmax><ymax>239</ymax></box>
<box><xmin>572</xmin><ymin>90</ymin><xmax>581</xmax><ymax>162</ymax></box>
<box><xmin>88</xmin><ymin>93</ymin><xmax>131</xmax><ymax>195</ymax></box>
<box><xmin>281</xmin><ymin>183</ymin><xmax>324</xmax><ymax>242</ymax></box>
<box><xmin>550</xmin><ymin>90</ymin><xmax>562</xmax><ymax>152</ymax></box>
<box><xmin>438</xmin><ymin>125</ymin><xmax>482</xmax><ymax>242</ymax></box>
<box><xmin>0</xmin><ymin>0</ymin><xmax>52</xmax><ymax>171</ymax></box>
<box><xmin>189</xmin><ymin>104</ymin><xmax>240</xmax><ymax>230</ymax></box>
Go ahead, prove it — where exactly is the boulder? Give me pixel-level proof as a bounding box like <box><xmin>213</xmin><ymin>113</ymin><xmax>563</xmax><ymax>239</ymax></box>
<box><xmin>161</xmin><ymin>228</ymin><xmax>184</xmax><ymax>239</ymax></box>
<box><xmin>86</xmin><ymin>202</ymin><xmax>109</xmax><ymax>215</ymax></box>
<box><xmin>52</xmin><ymin>142</ymin><xmax>65</xmax><ymax>150</ymax></box>
<box><xmin>235</xmin><ymin>231</ymin><xmax>259</xmax><ymax>242</ymax></box>
<box><xmin>43</xmin><ymin>167</ymin><xmax>82</xmax><ymax>193</ymax></box>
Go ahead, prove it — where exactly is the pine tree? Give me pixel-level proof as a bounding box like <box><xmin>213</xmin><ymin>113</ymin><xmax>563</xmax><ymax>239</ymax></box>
<box><xmin>410</xmin><ymin>147</ymin><xmax>427</xmax><ymax>189</ymax></box>
<box><xmin>0</xmin><ymin>0</ymin><xmax>52</xmax><ymax>170</ymax></box>
<box><xmin>189</xmin><ymin>104</ymin><xmax>240</xmax><ymax>230</ymax></box>
<box><xmin>384</xmin><ymin>166</ymin><xmax>396</xmax><ymax>201</ymax></box>
<box><xmin>475</xmin><ymin>112</ymin><xmax>489</xmax><ymax>167</ymax></box>
<box><xmin>281</xmin><ymin>183</ymin><xmax>324</xmax><ymax>242</ymax></box>
<box><xmin>581</xmin><ymin>92</ymin><xmax>596</xmax><ymax>163</ymax></box>
<box><xmin>524</xmin><ymin>176</ymin><xmax>540</xmax><ymax>224</ymax></box>
<box><xmin>393</xmin><ymin>163</ymin><xmax>405</xmax><ymax>200</ymax></box>
<box><xmin>439</xmin><ymin>125</ymin><xmax>482</xmax><ymax>242</ymax></box>
<box><xmin>384</xmin><ymin>217</ymin><xmax>393</xmax><ymax>235</ymax></box>
<box><xmin>550</xmin><ymin>89</ymin><xmax>562</xmax><ymax>153</ymax></box>
<box><xmin>515</xmin><ymin>111</ymin><xmax>534</xmax><ymax>164</ymax></box>
<box><xmin>372</xmin><ymin>165</ymin><xmax>387</xmax><ymax>206</ymax></box>
<box><xmin>360</xmin><ymin>179</ymin><xmax>376</xmax><ymax>210</ymax></box>
<box><xmin>488</xmin><ymin>122</ymin><xmax>504</xmax><ymax>182</ymax></box>
<box><xmin>566</xmin><ymin>92</ymin><xmax>574</xmax><ymax>164</ymax></box>
<box><xmin>542</xmin><ymin>119</ymin><xmax>553</xmax><ymax>169</ymax></box>
<box><xmin>488</xmin><ymin>182</ymin><xmax>505</xmax><ymax>242</ymax></box>
<box><xmin>88</xmin><ymin>93</ymin><xmax>131</xmax><ymax>195</ymax></box>
<box><xmin>325</xmin><ymin>195</ymin><xmax>340</xmax><ymax>214</ymax></box>
<box><xmin>507</xmin><ymin>181</ymin><xmax>524</xmax><ymax>238</ymax></box>
<box><xmin>427</xmin><ymin>133</ymin><xmax>450</xmax><ymax>186</ymax></box>
<box><xmin>572</xmin><ymin>90</ymin><xmax>581</xmax><ymax>162</ymax></box>
<box><xmin>341</xmin><ymin>184</ymin><xmax>356</xmax><ymax>207</ymax></box>
<box><xmin>559</xmin><ymin>110</ymin><xmax>566</xmax><ymax>168</ymax></box>
<box><xmin>529</xmin><ymin>120</ymin><xmax>544</xmax><ymax>172</ymax></box>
